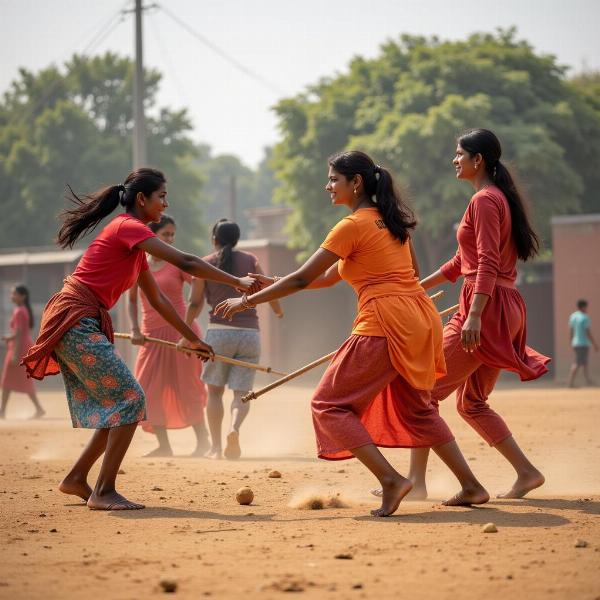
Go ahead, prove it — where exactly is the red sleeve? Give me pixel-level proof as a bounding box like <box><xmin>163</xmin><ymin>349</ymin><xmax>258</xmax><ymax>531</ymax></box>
<box><xmin>117</xmin><ymin>217</ymin><xmax>156</xmax><ymax>250</ymax></box>
<box><xmin>15</xmin><ymin>308</ymin><xmax>28</xmax><ymax>332</ymax></box>
<box><xmin>320</xmin><ymin>217</ymin><xmax>358</xmax><ymax>259</ymax></box>
<box><xmin>472</xmin><ymin>193</ymin><xmax>501</xmax><ymax>296</ymax></box>
<box><xmin>440</xmin><ymin>249</ymin><xmax>462</xmax><ymax>282</ymax></box>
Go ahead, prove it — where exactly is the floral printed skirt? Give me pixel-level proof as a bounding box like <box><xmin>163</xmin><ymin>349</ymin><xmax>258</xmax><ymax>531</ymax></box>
<box><xmin>54</xmin><ymin>318</ymin><xmax>146</xmax><ymax>429</ymax></box>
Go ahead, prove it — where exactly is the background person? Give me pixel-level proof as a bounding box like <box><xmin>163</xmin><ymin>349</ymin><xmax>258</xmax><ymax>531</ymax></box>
<box><xmin>128</xmin><ymin>214</ymin><xmax>209</xmax><ymax>457</ymax></box>
<box><xmin>188</xmin><ymin>219</ymin><xmax>283</xmax><ymax>460</ymax></box>
<box><xmin>1</xmin><ymin>285</ymin><xmax>45</xmax><ymax>419</ymax></box>
<box><xmin>567</xmin><ymin>299</ymin><xmax>598</xmax><ymax>387</ymax></box>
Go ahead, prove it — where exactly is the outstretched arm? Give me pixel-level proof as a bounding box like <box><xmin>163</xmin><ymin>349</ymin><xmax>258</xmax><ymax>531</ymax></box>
<box><xmin>137</xmin><ymin>237</ymin><xmax>260</xmax><ymax>294</ymax></box>
<box><xmin>215</xmin><ymin>248</ymin><xmax>340</xmax><ymax>320</ymax></box>
<box><xmin>254</xmin><ymin>262</ymin><xmax>284</xmax><ymax>317</ymax></box>
<box><xmin>306</xmin><ymin>261</ymin><xmax>342</xmax><ymax>290</ymax></box>
<box><xmin>137</xmin><ymin>270</ymin><xmax>214</xmax><ymax>359</ymax></box>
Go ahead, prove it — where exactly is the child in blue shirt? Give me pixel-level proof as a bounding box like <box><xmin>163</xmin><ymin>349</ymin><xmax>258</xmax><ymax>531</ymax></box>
<box><xmin>568</xmin><ymin>299</ymin><xmax>598</xmax><ymax>387</ymax></box>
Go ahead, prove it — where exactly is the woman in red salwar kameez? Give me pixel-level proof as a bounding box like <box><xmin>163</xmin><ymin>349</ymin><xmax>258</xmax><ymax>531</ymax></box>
<box><xmin>407</xmin><ymin>129</ymin><xmax>550</xmax><ymax>503</ymax></box>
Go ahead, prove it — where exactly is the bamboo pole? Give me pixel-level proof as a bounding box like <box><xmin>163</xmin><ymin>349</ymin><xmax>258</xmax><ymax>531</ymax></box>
<box><xmin>242</xmin><ymin>351</ymin><xmax>336</xmax><ymax>403</ymax></box>
<box><xmin>114</xmin><ymin>332</ymin><xmax>287</xmax><ymax>376</ymax></box>
<box><xmin>438</xmin><ymin>303</ymin><xmax>459</xmax><ymax>318</ymax></box>
<box><xmin>241</xmin><ymin>301</ymin><xmax>461</xmax><ymax>403</ymax></box>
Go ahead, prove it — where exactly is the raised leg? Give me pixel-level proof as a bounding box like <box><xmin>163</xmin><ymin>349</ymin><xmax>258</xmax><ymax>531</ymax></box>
<box><xmin>87</xmin><ymin>422</ymin><xmax>144</xmax><ymax>510</ymax></box>
<box><xmin>59</xmin><ymin>428</ymin><xmax>110</xmax><ymax>501</ymax></box>
<box><xmin>205</xmin><ymin>384</ymin><xmax>225</xmax><ymax>459</ymax></box>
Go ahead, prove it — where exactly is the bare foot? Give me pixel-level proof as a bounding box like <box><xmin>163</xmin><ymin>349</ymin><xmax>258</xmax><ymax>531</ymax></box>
<box><xmin>224</xmin><ymin>431</ymin><xmax>241</xmax><ymax>460</ymax></box>
<box><xmin>370</xmin><ymin>483</ymin><xmax>427</xmax><ymax>501</ymax></box>
<box><xmin>371</xmin><ymin>475</ymin><xmax>413</xmax><ymax>517</ymax></box>
<box><xmin>189</xmin><ymin>435</ymin><xmax>210</xmax><ymax>457</ymax></box>
<box><xmin>0</xmin><ymin>410</ymin><xmax>4</xmax><ymax>419</ymax></box>
<box><xmin>59</xmin><ymin>474</ymin><xmax>93</xmax><ymax>502</ymax></box>
<box><xmin>87</xmin><ymin>490</ymin><xmax>145</xmax><ymax>510</ymax></box>
<box><xmin>443</xmin><ymin>484</ymin><xmax>490</xmax><ymax>506</ymax></box>
<box><xmin>29</xmin><ymin>409</ymin><xmax>46</xmax><ymax>420</ymax></box>
<box><xmin>204</xmin><ymin>448</ymin><xmax>222</xmax><ymax>460</ymax></box>
<box><xmin>496</xmin><ymin>470</ymin><xmax>545</xmax><ymax>499</ymax></box>
<box><xmin>143</xmin><ymin>446</ymin><xmax>173</xmax><ymax>458</ymax></box>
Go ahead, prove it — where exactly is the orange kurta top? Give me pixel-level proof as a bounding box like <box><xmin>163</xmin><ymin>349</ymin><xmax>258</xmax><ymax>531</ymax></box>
<box><xmin>321</xmin><ymin>208</ymin><xmax>446</xmax><ymax>390</ymax></box>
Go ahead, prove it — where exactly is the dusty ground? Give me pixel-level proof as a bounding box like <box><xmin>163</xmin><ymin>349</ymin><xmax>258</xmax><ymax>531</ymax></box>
<box><xmin>1</xmin><ymin>381</ymin><xmax>599</xmax><ymax>599</ymax></box>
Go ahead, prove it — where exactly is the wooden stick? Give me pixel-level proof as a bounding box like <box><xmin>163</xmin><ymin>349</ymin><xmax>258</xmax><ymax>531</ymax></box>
<box><xmin>242</xmin><ymin>351</ymin><xmax>336</xmax><ymax>403</ymax></box>
<box><xmin>429</xmin><ymin>290</ymin><xmax>445</xmax><ymax>302</ymax></box>
<box><xmin>439</xmin><ymin>303</ymin><xmax>460</xmax><ymax>318</ymax></box>
<box><xmin>114</xmin><ymin>332</ymin><xmax>287</xmax><ymax>376</ymax></box>
<box><xmin>242</xmin><ymin>301</ymin><xmax>461</xmax><ymax>403</ymax></box>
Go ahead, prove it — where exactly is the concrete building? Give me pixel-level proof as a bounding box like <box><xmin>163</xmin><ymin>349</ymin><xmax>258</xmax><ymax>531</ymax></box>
<box><xmin>552</xmin><ymin>214</ymin><xmax>600</xmax><ymax>380</ymax></box>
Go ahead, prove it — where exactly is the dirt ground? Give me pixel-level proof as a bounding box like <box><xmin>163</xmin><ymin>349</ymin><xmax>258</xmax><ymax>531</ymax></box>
<box><xmin>1</xmin><ymin>381</ymin><xmax>599</xmax><ymax>599</ymax></box>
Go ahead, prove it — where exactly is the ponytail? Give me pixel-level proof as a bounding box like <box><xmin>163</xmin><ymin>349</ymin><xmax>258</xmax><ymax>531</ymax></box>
<box><xmin>329</xmin><ymin>151</ymin><xmax>416</xmax><ymax>243</ymax></box>
<box><xmin>57</xmin><ymin>185</ymin><xmax>122</xmax><ymax>248</ymax></box>
<box><xmin>458</xmin><ymin>129</ymin><xmax>540</xmax><ymax>261</ymax></box>
<box><xmin>56</xmin><ymin>167</ymin><xmax>167</xmax><ymax>249</ymax></box>
<box><xmin>373</xmin><ymin>166</ymin><xmax>417</xmax><ymax>243</ymax></box>
<box><xmin>212</xmin><ymin>220</ymin><xmax>241</xmax><ymax>274</ymax></box>
<box><xmin>493</xmin><ymin>161</ymin><xmax>539</xmax><ymax>261</ymax></box>
<box><xmin>14</xmin><ymin>285</ymin><xmax>34</xmax><ymax>329</ymax></box>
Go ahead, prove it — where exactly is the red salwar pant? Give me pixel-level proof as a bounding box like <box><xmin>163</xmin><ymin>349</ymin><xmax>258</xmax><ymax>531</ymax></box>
<box><xmin>311</xmin><ymin>335</ymin><xmax>454</xmax><ymax>460</ymax></box>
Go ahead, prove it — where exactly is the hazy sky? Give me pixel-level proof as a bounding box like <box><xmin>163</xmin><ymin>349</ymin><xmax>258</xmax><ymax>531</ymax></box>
<box><xmin>1</xmin><ymin>0</ymin><xmax>599</xmax><ymax>167</ymax></box>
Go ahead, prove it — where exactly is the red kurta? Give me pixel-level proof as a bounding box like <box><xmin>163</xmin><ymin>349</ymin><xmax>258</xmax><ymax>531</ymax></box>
<box><xmin>135</xmin><ymin>262</ymin><xmax>207</xmax><ymax>432</ymax></box>
<box><xmin>2</xmin><ymin>306</ymin><xmax>36</xmax><ymax>394</ymax></box>
<box><xmin>440</xmin><ymin>186</ymin><xmax>550</xmax><ymax>381</ymax></box>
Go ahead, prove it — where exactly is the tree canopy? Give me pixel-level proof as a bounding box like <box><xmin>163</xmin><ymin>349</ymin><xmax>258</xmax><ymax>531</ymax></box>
<box><xmin>0</xmin><ymin>53</ymin><xmax>205</xmax><ymax>251</ymax></box>
<box><xmin>271</xmin><ymin>30</ymin><xmax>600</xmax><ymax>269</ymax></box>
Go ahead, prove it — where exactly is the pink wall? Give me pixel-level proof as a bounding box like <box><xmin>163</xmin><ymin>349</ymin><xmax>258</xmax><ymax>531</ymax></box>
<box><xmin>552</xmin><ymin>215</ymin><xmax>600</xmax><ymax>380</ymax></box>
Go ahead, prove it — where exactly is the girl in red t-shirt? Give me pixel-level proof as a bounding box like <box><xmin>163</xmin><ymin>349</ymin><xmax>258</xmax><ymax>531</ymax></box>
<box><xmin>23</xmin><ymin>168</ymin><xmax>260</xmax><ymax>511</ymax></box>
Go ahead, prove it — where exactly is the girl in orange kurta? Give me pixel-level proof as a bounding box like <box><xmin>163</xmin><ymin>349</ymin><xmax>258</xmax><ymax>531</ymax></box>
<box><xmin>408</xmin><ymin>129</ymin><xmax>550</xmax><ymax>503</ymax></box>
<box><xmin>215</xmin><ymin>151</ymin><xmax>489</xmax><ymax>517</ymax></box>
<box><xmin>128</xmin><ymin>215</ymin><xmax>209</xmax><ymax>457</ymax></box>
<box><xmin>1</xmin><ymin>285</ymin><xmax>45</xmax><ymax>418</ymax></box>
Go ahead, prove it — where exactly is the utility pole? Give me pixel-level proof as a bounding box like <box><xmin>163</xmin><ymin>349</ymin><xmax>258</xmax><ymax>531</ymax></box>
<box><xmin>132</xmin><ymin>0</ymin><xmax>147</xmax><ymax>168</ymax></box>
<box><xmin>228</xmin><ymin>175</ymin><xmax>237</xmax><ymax>222</ymax></box>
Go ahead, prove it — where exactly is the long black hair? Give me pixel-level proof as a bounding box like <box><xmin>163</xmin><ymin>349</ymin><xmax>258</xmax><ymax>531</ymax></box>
<box><xmin>14</xmin><ymin>285</ymin><xmax>34</xmax><ymax>329</ymax></box>
<box><xmin>148</xmin><ymin>213</ymin><xmax>175</xmax><ymax>234</ymax></box>
<box><xmin>328</xmin><ymin>151</ymin><xmax>416</xmax><ymax>243</ymax></box>
<box><xmin>458</xmin><ymin>129</ymin><xmax>540</xmax><ymax>261</ymax></box>
<box><xmin>57</xmin><ymin>168</ymin><xmax>166</xmax><ymax>249</ymax></box>
<box><xmin>212</xmin><ymin>219</ymin><xmax>241</xmax><ymax>274</ymax></box>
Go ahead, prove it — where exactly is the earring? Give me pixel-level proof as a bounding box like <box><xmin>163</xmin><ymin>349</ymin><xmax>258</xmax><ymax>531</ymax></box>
<box><xmin>475</xmin><ymin>164</ymin><xmax>478</xmax><ymax>170</ymax></box>
<box><xmin>353</xmin><ymin>189</ymin><xmax>357</xmax><ymax>195</ymax></box>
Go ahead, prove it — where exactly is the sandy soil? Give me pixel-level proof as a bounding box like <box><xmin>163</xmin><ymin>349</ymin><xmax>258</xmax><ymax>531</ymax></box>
<box><xmin>1</xmin><ymin>382</ymin><xmax>599</xmax><ymax>599</ymax></box>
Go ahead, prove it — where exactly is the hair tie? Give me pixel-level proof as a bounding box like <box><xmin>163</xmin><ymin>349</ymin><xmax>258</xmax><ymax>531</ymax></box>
<box><xmin>374</xmin><ymin>165</ymin><xmax>381</xmax><ymax>181</ymax></box>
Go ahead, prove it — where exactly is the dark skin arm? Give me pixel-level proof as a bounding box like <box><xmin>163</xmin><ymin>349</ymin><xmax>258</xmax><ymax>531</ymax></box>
<box><xmin>137</xmin><ymin>270</ymin><xmax>214</xmax><ymax>359</ymax></box>
<box><xmin>137</xmin><ymin>238</ymin><xmax>261</xmax><ymax>294</ymax></box>
<box><xmin>215</xmin><ymin>248</ymin><xmax>340</xmax><ymax>319</ymax></box>
<box><xmin>127</xmin><ymin>284</ymin><xmax>146</xmax><ymax>345</ymax></box>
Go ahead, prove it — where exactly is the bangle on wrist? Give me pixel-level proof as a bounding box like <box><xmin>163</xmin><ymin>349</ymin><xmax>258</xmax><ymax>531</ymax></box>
<box><xmin>241</xmin><ymin>293</ymin><xmax>255</xmax><ymax>309</ymax></box>
<box><xmin>273</xmin><ymin>275</ymin><xmax>281</xmax><ymax>283</ymax></box>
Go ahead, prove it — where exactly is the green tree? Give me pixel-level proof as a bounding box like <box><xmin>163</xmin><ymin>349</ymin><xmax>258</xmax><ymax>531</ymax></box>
<box><xmin>272</xmin><ymin>30</ymin><xmax>600</xmax><ymax>269</ymax></box>
<box><xmin>0</xmin><ymin>53</ymin><xmax>206</xmax><ymax>251</ymax></box>
<box><xmin>193</xmin><ymin>145</ymin><xmax>280</xmax><ymax>242</ymax></box>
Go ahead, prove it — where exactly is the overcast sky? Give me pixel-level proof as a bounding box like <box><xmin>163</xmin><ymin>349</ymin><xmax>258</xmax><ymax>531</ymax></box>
<box><xmin>1</xmin><ymin>0</ymin><xmax>599</xmax><ymax>167</ymax></box>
